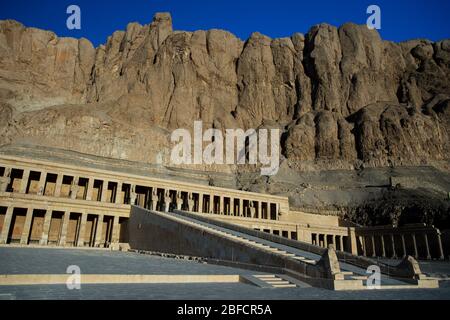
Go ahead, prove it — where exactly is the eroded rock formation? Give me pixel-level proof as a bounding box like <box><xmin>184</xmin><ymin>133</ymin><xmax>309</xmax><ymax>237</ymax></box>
<box><xmin>1</xmin><ymin>13</ymin><xmax>449</xmax><ymax>170</ymax></box>
<box><xmin>0</xmin><ymin>13</ymin><xmax>449</xmax><ymax>223</ymax></box>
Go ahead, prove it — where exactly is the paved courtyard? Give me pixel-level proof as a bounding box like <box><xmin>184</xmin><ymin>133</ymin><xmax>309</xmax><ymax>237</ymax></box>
<box><xmin>0</xmin><ymin>247</ymin><xmax>449</xmax><ymax>300</ymax></box>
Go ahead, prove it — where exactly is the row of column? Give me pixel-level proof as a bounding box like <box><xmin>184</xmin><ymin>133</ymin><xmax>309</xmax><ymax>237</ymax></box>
<box><xmin>312</xmin><ymin>233</ymin><xmax>346</xmax><ymax>252</ymax></box>
<box><xmin>0</xmin><ymin>167</ymin><xmax>280</xmax><ymax>220</ymax></box>
<box><xmin>0</xmin><ymin>206</ymin><xmax>121</xmax><ymax>247</ymax></box>
<box><xmin>358</xmin><ymin>233</ymin><xmax>445</xmax><ymax>260</ymax></box>
<box><xmin>184</xmin><ymin>192</ymin><xmax>278</xmax><ymax>220</ymax></box>
<box><xmin>0</xmin><ymin>167</ymin><xmax>124</xmax><ymax>204</ymax></box>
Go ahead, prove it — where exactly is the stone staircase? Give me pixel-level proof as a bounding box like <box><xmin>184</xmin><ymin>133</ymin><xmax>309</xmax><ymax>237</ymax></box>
<box><xmin>253</xmin><ymin>274</ymin><xmax>297</xmax><ymax>288</ymax></box>
<box><xmin>130</xmin><ymin>207</ymin><xmax>440</xmax><ymax>291</ymax></box>
<box><xmin>164</xmin><ymin>210</ymin><xmax>320</xmax><ymax>266</ymax></box>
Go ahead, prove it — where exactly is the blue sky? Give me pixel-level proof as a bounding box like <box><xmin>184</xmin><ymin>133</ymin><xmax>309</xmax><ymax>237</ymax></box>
<box><xmin>1</xmin><ymin>0</ymin><xmax>449</xmax><ymax>47</ymax></box>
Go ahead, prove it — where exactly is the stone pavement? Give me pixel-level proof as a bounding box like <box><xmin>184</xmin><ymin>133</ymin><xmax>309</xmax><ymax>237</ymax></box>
<box><xmin>1</xmin><ymin>282</ymin><xmax>450</xmax><ymax>300</ymax></box>
<box><xmin>0</xmin><ymin>247</ymin><xmax>260</xmax><ymax>275</ymax></box>
<box><xmin>1</xmin><ymin>247</ymin><xmax>450</xmax><ymax>300</ymax></box>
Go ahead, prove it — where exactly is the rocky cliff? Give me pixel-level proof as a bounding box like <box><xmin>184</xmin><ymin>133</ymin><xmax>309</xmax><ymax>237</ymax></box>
<box><xmin>0</xmin><ymin>13</ymin><xmax>449</xmax><ymax>225</ymax></box>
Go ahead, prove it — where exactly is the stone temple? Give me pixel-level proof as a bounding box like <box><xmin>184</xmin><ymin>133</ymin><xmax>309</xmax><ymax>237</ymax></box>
<box><xmin>0</xmin><ymin>143</ymin><xmax>447</xmax><ymax>296</ymax></box>
<box><xmin>0</xmin><ymin>11</ymin><xmax>449</xmax><ymax>298</ymax></box>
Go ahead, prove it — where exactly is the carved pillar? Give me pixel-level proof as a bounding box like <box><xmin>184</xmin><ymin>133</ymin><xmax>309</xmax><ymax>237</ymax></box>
<box><xmin>381</xmin><ymin>235</ymin><xmax>386</xmax><ymax>258</ymax></box>
<box><xmin>424</xmin><ymin>233</ymin><xmax>431</xmax><ymax>260</ymax></box>
<box><xmin>361</xmin><ymin>236</ymin><xmax>367</xmax><ymax>256</ymax></box>
<box><xmin>37</xmin><ymin>171</ymin><xmax>47</xmax><ymax>196</ymax></box>
<box><xmin>130</xmin><ymin>185</ymin><xmax>137</xmax><ymax>206</ymax></box>
<box><xmin>77</xmin><ymin>212</ymin><xmax>88</xmax><ymax>247</ymax></box>
<box><xmin>437</xmin><ymin>233</ymin><xmax>445</xmax><ymax>260</ymax></box>
<box><xmin>0</xmin><ymin>207</ymin><xmax>13</xmax><ymax>244</ymax></box>
<box><xmin>54</xmin><ymin>174</ymin><xmax>63</xmax><ymax>197</ymax></box>
<box><xmin>412</xmin><ymin>233</ymin><xmax>418</xmax><ymax>259</ymax></box>
<box><xmin>39</xmin><ymin>210</ymin><xmax>52</xmax><ymax>245</ymax></box>
<box><xmin>209</xmin><ymin>194</ymin><xmax>214</xmax><ymax>214</ymax></box>
<box><xmin>238</xmin><ymin>199</ymin><xmax>243</xmax><ymax>217</ymax></box>
<box><xmin>401</xmin><ymin>234</ymin><xmax>407</xmax><ymax>257</ymax></box>
<box><xmin>348</xmin><ymin>229</ymin><xmax>358</xmax><ymax>255</ymax></box>
<box><xmin>70</xmin><ymin>176</ymin><xmax>79</xmax><ymax>200</ymax></box>
<box><xmin>257</xmin><ymin>201</ymin><xmax>262</xmax><ymax>219</ymax></box>
<box><xmin>94</xmin><ymin>214</ymin><xmax>104</xmax><ymax>247</ymax></box>
<box><xmin>249</xmin><ymin>201</ymin><xmax>256</xmax><ymax>219</ymax></box>
<box><xmin>176</xmin><ymin>191</ymin><xmax>183</xmax><ymax>210</ymax></box>
<box><xmin>20</xmin><ymin>208</ymin><xmax>34</xmax><ymax>245</ymax></box>
<box><xmin>59</xmin><ymin>211</ymin><xmax>71</xmax><ymax>246</ymax></box>
<box><xmin>19</xmin><ymin>169</ymin><xmax>30</xmax><ymax>193</ymax></box>
<box><xmin>85</xmin><ymin>178</ymin><xmax>95</xmax><ymax>201</ymax></box>
<box><xmin>149</xmin><ymin>188</ymin><xmax>156</xmax><ymax>210</ymax></box>
<box><xmin>219</xmin><ymin>196</ymin><xmax>224</xmax><ymax>215</ymax></box>
<box><xmin>199</xmin><ymin>193</ymin><xmax>204</xmax><ymax>213</ymax></box>
<box><xmin>111</xmin><ymin>216</ymin><xmax>120</xmax><ymax>244</ymax></box>
<box><xmin>371</xmin><ymin>235</ymin><xmax>376</xmax><ymax>257</ymax></box>
<box><xmin>100</xmin><ymin>180</ymin><xmax>109</xmax><ymax>202</ymax></box>
<box><xmin>391</xmin><ymin>234</ymin><xmax>397</xmax><ymax>258</ymax></box>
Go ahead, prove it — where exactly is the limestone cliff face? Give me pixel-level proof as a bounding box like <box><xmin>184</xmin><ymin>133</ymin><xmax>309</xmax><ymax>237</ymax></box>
<box><xmin>0</xmin><ymin>12</ymin><xmax>449</xmax><ymax>170</ymax></box>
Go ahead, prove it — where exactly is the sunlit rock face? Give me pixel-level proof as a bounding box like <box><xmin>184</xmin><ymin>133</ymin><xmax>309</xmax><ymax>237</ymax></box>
<box><xmin>0</xmin><ymin>13</ymin><xmax>449</xmax><ymax>169</ymax></box>
<box><xmin>0</xmin><ymin>13</ymin><xmax>449</xmax><ymax>223</ymax></box>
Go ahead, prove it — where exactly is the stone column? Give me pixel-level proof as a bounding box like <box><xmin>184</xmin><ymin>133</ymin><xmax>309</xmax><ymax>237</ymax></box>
<box><xmin>219</xmin><ymin>196</ymin><xmax>224</xmax><ymax>215</ymax></box>
<box><xmin>100</xmin><ymin>181</ymin><xmax>109</xmax><ymax>202</ymax></box>
<box><xmin>371</xmin><ymin>235</ymin><xmax>376</xmax><ymax>257</ymax></box>
<box><xmin>59</xmin><ymin>211</ymin><xmax>71</xmax><ymax>246</ymax></box>
<box><xmin>401</xmin><ymin>234</ymin><xmax>407</xmax><ymax>257</ymax></box>
<box><xmin>361</xmin><ymin>236</ymin><xmax>367</xmax><ymax>256</ymax></box>
<box><xmin>111</xmin><ymin>216</ymin><xmax>120</xmax><ymax>244</ymax></box>
<box><xmin>0</xmin><ymin>206</ymin><xmax>14</xmax><ymax>244</ymax></box>
<box><xmin>381</xmin><ymin>235</ymin><xmax>386</xmax><ymax>257</ymax></box>
<box><xmin>324</xmin><ymin>234</ymin><xmax>328</xmax><ymax>249</ymax></box>
<box><xmin>20</xmin><ymin>208</ymin><xmax>34</xmax><ymax>245</ymax></box>
<box><xmin>250</xmin><ymin>201</ymin><xmax>256</xmax><ymax>219</ymax></box>
<box><xmin>94</xmin><ymin>214</ymin><xmax>104</xmax><ymax>247</ymax></box>
<box><xmin>437</xmin><ymin>233</ymin><xmax>445</xmax><ymax>260</ymax></box>
<box><xmin>257</xmin><ymin>201</ymin><xmax>262</xmax><ymax>219</ymax></box>
<box><xmin>412</xmin><ymin>233</ymin><xmax>418</xmax><ymax>259</ymax></box>
<box><xmin>152</xmin><ymin>188</ymin><xmax>159</xmax><ymax>211</ymax></box>
<box><xmin>239</xmin><ymin>199</ymin><xmax>244</xmax><ymax>217</ymax></box>
<box><xmin>391</xmin><ymin>234</ymin><xmax>397</xmax><ymax>258</ymax></box>
<box><xmin>54</xmin><ymin>174</ymin><xmax>63</xmax><ymax>197</ymax></box>
<box><xmin>339</xmin><ymin>236</ymin><xmax>344</xmax><ymax>252</ymax></box>
<box><xmin>209</xmin><ymin>194</ymin><xmax>214</xmax><ymax>214</ymax></box>
<box><xmin>199</xmin><ymin>193</ymin><xmax>204</xmax><ymax>213</ymax></box>
<box><xmin>70</xmin><ymin>176</ymin><xmax>79</xmax><ymax>200</ymax></box>
<box><xmin>274</xmin><ymin>203</ymin><xmax>279</xmax><ymax>220</ymax></box>
<box><xmin>37</xmin><ymin>171</ymin><xmax>47</xmax><ymax>196</ymax></box>
<box><xmin>424</xmin><ymin>233</ymin><xmax>431</xmax><ymax>260</ymax></box>
<box><xmin>116</xmin><ymin>182</ymin><xmax>123</xmax><ymax>204</ymax></box>
<box><xmin>85</xmin><ymin>178</ymin><xmax>95</xmax><ymax>201</ymax></box>
<box><xmin>77</xmin><ymin>212</ymin><xmax>88</xmax><ymax>247</ymax></box>
<box><xmin>348</xmin><ymin>229</ymin><xmax>358</xmax><ymax>255</ymax></box>
<box><xmin>163</xmin><ymin>190</ymin><xmax>171</xmax><ymax>212</ymax></box>
<box><xmin>39</xmin><ymin>210</ymin><xmax>53</xmax><ymax>245</ymax></box>
<box><xmin>176</xmin><ymin>191</ymin><xmax>183</xmax><ymax>210</ymax></box>
<box><xmin>130</xmin><ymin>185</ymin><xmax>137</xmax><ymax>206</ymax></box>
<box><xmin>19</xmin><ymin>169</ymin><xmax>30</xmax><ymax>193</ymax></box>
